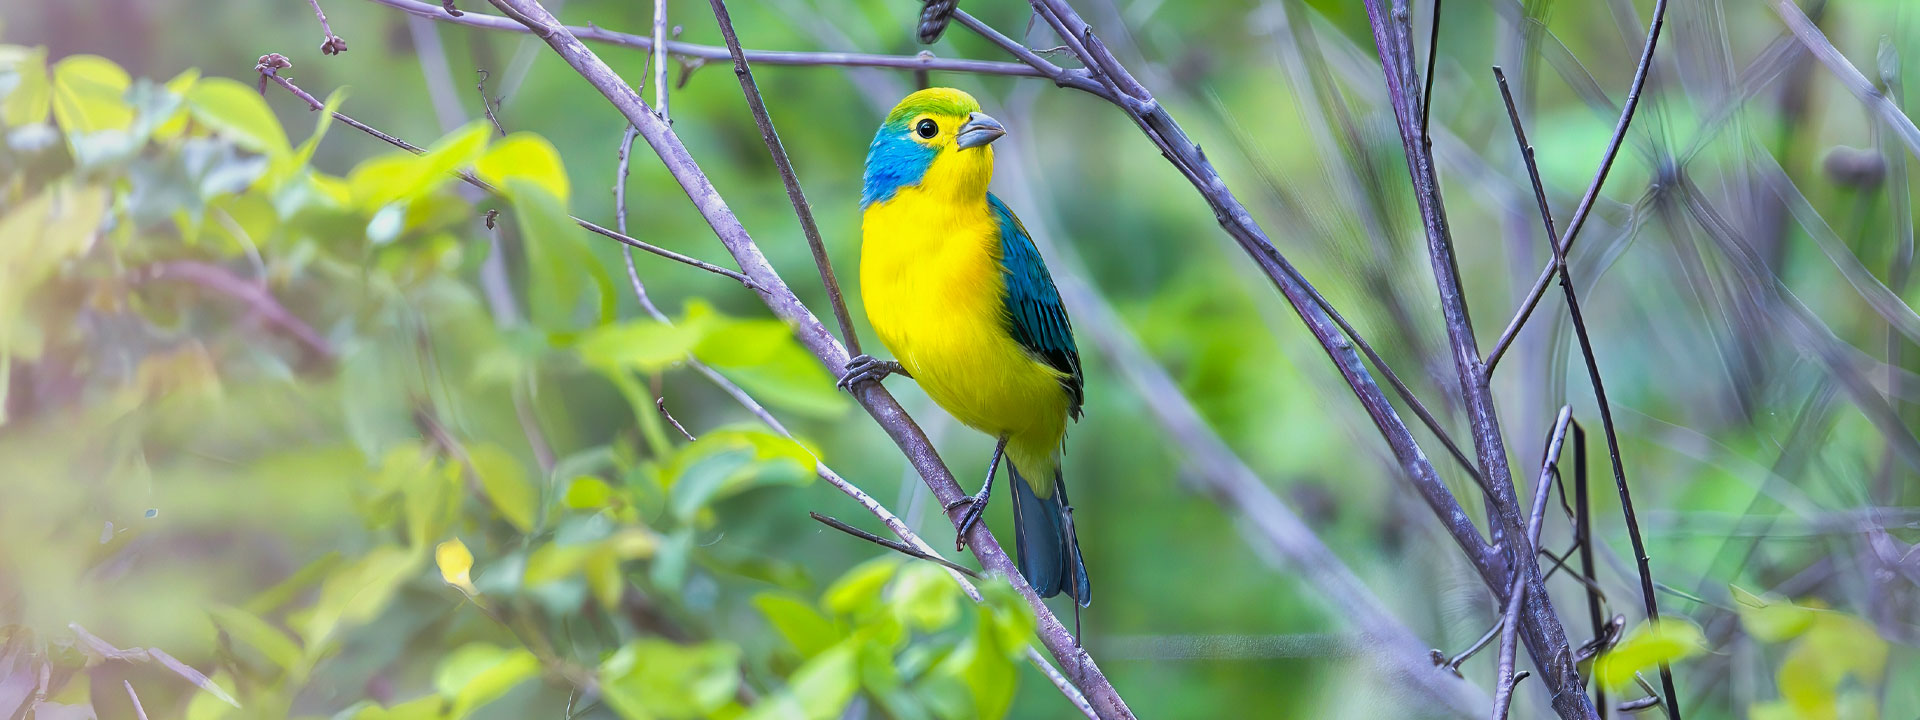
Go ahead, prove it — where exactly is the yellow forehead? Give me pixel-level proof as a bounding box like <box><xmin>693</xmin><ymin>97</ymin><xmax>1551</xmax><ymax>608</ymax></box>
<box><xmin>885</xmin><ymin>87</ymin><xmax>982</xmax><ymax>124</ymax></box>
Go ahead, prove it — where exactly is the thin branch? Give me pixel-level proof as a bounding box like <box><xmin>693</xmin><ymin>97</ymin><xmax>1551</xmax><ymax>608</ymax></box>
<box><xmin>1420</xmin><ymin>0</ymin><xmax>1441</xmax><ymax>140</ymax></box>
<box><xmin>124</xmin><ymin>681</ymin><xmax>151</xmax><ymax>720</ymax></box>
<box><xmin>810</xmin><ymin>512</ymin><xmax>980</xmax><ymax>578</ymax></box>
<box><xmin>1489</xmin><ymin>571</ymin><xmax>1527</xmax><ymax>720</ymax></box>
<box><xmin>308</xmin><ymin>0</ymin><xmax>349</xmax><ymax>54</ymax></box>
<box><xmin>709</xmin><ymin>0</ymin><xmax>862</xmax><ymax>355</ymax></box>
<box><xmin>365</xmin><ymin>0</ymin><xmax>1049</xmax><ymax>79</ymax></box>
<box><xmin>469</xmin><ymin>1</ymin><xmax>1129</xmax><ymax>715</ymax></box>
<box><xmin>254</xmin><ymin>58</ymin><xmax>755</xmax><ymax>290</ymax></box>
<box><xmin>652</xmin><ymin>0</ymin><xmax>670</xmax><ymax>119</ymax></box>
<box><xmin>1364</xmin><ymin>1</ymin><xmax>1594</xmax><ymax>715</ymax></box>
<box><xmin>1494</xmin><ymin>407</ymin><xmax>1568</xmax><ymax>720</ymax></box>
<box><xmin>1573</xmin><ymin>423</ymin><xmax>1608</xmax><ymax>718</ymax></box>
<box><xmin>1494</xmin><ymin>66</ymin><xmax>1680</xmax><ymax>720</ymax></box>
<box><xmin>1771</xmin><ymin>0</ymin><xmax>1920</xmax><ymax>160</ymax></box>
<box><xmin>1481</xmin><ymin>0</ymin><xmax>1670</xmax><ymax>377</ymax></box>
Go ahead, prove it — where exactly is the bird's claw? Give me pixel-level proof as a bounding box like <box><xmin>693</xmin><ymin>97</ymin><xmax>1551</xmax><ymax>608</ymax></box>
<box><xmin>946</xmin><ymin>492</ymin><xmax>989</xmax><ymax>551</ymax></box>
<box><xmin>836</xmin><ymin>354</ymin><xmax>898</xmax><ymax>391</ymax></box>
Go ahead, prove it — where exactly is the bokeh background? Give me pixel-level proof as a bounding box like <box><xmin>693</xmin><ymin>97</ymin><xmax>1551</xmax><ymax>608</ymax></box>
<box><xmin>4</xmin><ymin>0</ymin><xmax>1919</xmax><ymax>717</ymax></box>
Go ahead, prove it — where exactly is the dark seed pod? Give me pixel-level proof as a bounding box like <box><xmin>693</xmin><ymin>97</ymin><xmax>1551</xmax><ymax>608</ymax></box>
<box><xmin>918</xmin><ymin>0</ymin><xmax>959</xmax><ymax>44</ymax></box>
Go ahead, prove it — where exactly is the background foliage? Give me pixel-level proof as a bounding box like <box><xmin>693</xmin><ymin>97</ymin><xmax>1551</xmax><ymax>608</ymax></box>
<box><xmin>2</xmin><ymin>0</ymin><xmax>1919</xmax><ymax>717</ymax></box>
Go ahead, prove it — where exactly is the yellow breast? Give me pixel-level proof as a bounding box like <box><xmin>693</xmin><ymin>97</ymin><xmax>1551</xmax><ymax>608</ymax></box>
<box><xmin>859</xmin><ymin>187</ymin><xmax>1070</xmax><ymax>455</ymax></box>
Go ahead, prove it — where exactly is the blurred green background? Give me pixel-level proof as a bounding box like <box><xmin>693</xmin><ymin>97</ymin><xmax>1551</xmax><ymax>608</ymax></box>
<box><xmin>3</xmin><ymin>0</ymin><xmax>1920</xmax><ymax>717</ymax></box>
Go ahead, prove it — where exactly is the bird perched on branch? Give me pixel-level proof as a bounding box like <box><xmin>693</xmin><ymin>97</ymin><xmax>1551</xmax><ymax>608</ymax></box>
<box><xmin>841</xmin><ymin>87</ymin><xmax>1090</xmax><ymax>608</ymax></box>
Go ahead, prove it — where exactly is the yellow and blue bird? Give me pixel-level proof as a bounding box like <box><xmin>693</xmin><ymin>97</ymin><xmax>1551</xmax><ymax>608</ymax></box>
<box><xmin>839</xmin><ymin>88</ymin><xmax>1090</xmax><ymax>607</ymax></box>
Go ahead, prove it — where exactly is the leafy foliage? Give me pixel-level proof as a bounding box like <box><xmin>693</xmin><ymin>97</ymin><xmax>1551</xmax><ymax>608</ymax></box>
<box><xmin>0</xmin><ymin>51</ymin><xmax>1028</xmax><ymax>720</ymax></box>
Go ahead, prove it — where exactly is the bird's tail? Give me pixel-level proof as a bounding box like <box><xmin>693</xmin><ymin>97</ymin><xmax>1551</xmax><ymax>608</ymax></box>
<box><xmin>1007</xmin><ymin>461</ymin><xmax>1090</xmax><ymax>607</ymax></box>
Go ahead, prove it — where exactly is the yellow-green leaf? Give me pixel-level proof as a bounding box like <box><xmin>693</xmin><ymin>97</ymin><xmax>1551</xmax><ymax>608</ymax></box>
<box><xmin>1</xmin><ymin>46</ymin><xmax>50</xmax><ymax>127</ymax></box>
<box><xmin>1593</xmin><ymin>618</ymin><xmax>1708</xmax><ymax>691</ymax></box>
<box><xmin>823</xmin><ymin>556</ymin><xmax>901</xmax><ymax>617</ymax></box>
<box><xmin>469</xmin><ymin>444</ymin><xmax>537</xmax><ymax>532</ymax></box>
<box><xmin>434</xmin><ymin>643</ymin><xmax>539</xmax><ymax>719</ymax></box>
<box><xmin>186</xmin><ymin>76</ymin><xmax>290</xmax><ymax>157</ymax></box>
<box><xmin>475</xmin><ymin>132</ymin><xmax>570</xmax><ymax>201</ymax></box>
<box><xmin>1732</xmin><ymin>585</ymin><xmax>1816</xmax><ymax>643</ymax></box>
<box><xmin>754</xmin><ymin>592</ymin><xmax>840</xmax><ymax>658</ymax></box>
<box><xmin>436</xmin><ymin>537</ymin><xmax>477</xmax><ymax>594</ymax></box>
<box><xmin>577</xmin><ymin>320</ymin><xmax>703</xmax><ymax>374</ymax></box>
<box><xmin>49</xmin><ymin>54</ymin><xmax>131</xmax><ymax>135</ymax></box>
<box><xmin>600</xmin><ymin>640</ymin><xmax>742</xmax><ymax>720</ymax></box>
<box><xmin>208</xmin><ymin>604</ymin><xmax>303</xmax><ymax>674</ymax></box>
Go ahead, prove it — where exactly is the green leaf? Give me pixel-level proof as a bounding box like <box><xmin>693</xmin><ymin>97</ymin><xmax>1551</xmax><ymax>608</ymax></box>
<box><xmin>350</xmin><ymin>695</ymin><xmax>444</xmax><ymax>720</ymax></box>
<box><xmin>576</xmin><ymin>320</ymin><xmax>703</xmax><ymax>374</ymax></box>
<box><xmin>346</xmin><ymin>121</ymin><xmax>490</xmax><ymax>212</ymax></box>
<box><xmin>403</xmin><ymin>454</ymin><xmax>461</xmax><ymax>551</ymax></box>
<box><xmin>564</xmin><ymin>476</ymin><xmax>615</xmax><ymax>509</ymax></box>
<box><xmin>475</xmin><ymin>132</ymin><xmax>570</xmax><ymax>202</ymax></box>
<box><xmin>1732</xmin><ymin>585</ymin><xmax>1818</xmax><ymax>643</ymax></box>
<box><xmin>49</xmin><ymin>54</ymin><xmax>130</xmax><ymax>135</ymax></box>
<box><xmin>434</xmin><ymin>643</ymin><xmax>539</xmax><ymax>719</ymax></box>
<box><xmin>687</xmin><ymin>304</ymin><xmax>847</xmax><ymax>418</ymax></box>
<box><xmin>1593</xmin><ymin>618</ymin><xmax>1709</xmax><ymax>691</ymax></box>
<box><xmin>599</xmin><ymin>639</ymin><xmax>743</xmax><ymax>720</ymax></box>
<box><xmin>1</xmin><ymin>46</ymin><xmax>49</xmax><ymax>127</ymax></box>
<box><xmin>889</xmin><ymin>562</ymin><xmax>961</xmax><ymax>631</ymax></box>
<box><xmin>501</xmin><ymin>178</ymin><xmax>597</xmax><ymax>329</ymax></box>
<box><xmin>185</xmin><ymin>76</ymin><xmax>290</xmax><ymax>157</ymax></box>
<box><xmin>300</xmin><ymin>545</ymin><xmax>424</xmax><ymax>650</ymax></box>
<box><xmin>663</xmin><ymin>428</ymin><xmax>815</xmax><ymax>519</ymax></box>
<box><xmin>468</xmin><ymin>443</ymin><xmax>538</xmax><ymax>532</ymax></box>
<box><xmin>208</xmin><ymin>604</ymin><xmax>303</xmax><ymax>675</ymax></box>
<box><xmin>788</xmin><ymin>642</ymin><xmax>859</xmax><ymax>719</ymax></box>
<box><xmin>824</xmin><ymin>556</ymin><xmax>902</xmax><ymax>617</ymax></box>
<box><xmin>754</xmin><ymin>592</ymin><xmax>840</xmax><ymax>658</ymax></box>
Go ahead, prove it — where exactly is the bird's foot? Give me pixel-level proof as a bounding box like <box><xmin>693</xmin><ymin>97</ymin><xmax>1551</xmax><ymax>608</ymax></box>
<box><xmin>945</xmin><ymin>491</ymin><xmax>989</xmax><ymax>551</ymax></box>
<box><xmin>836</xmin><ymin>354</ymin><xmax>902</xmax><ymax>390</ymax></box>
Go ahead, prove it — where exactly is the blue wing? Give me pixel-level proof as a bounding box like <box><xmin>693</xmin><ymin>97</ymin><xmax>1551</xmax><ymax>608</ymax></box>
<box><xmin>988</xmin><ymin>193</ymin><xmax>1083</xmax><ymax>419</ymax></box>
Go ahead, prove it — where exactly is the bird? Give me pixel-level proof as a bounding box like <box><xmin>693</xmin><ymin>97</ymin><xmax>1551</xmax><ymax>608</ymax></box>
<box><xmin>839</xmin><ymin>87</ymin><xmax>1089</xmax><ymax>608</ymax></box>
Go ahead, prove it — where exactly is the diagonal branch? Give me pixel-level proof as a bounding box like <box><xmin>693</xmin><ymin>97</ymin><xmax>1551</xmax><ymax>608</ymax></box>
<box><xmin>365</xmin><ymin>0</ymin><xmax>1050</xmax><ymax>79</ymax></box>
<box><xmin>1494</xmin><ymin>65</ymin><xmax>1680</xmax><ymax>719</ymax></box>
<box><xmin>1363</xmin><ymin>2</ymin><xmax>1595</xmax><ymax>716</ymax></box>
<box><xmin>1481</xmin><ymin>0</ymin><xmax>1670</xmax><ymax>377</ymax></box>
<box><xmin>707</xmin><ymin>0</ymin><xmax>861</xmax><ymax>355</ymax></box>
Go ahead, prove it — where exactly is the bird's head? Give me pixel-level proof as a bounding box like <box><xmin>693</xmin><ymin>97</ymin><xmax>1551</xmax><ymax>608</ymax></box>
<box><xmin>861</xmin><ymin>87</ymin><xmax>1005</xmax><ymax>208</ymax></box>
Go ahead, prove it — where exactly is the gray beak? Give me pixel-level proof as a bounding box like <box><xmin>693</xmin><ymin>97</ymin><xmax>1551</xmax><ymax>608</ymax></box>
<box><xmin>954</xmin><ymin>112</ymin><xmax>1006</xmax><ymax>150</ymax></box>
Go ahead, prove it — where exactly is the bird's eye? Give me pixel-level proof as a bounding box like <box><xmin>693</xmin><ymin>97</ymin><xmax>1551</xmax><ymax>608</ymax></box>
<box><xmin>915</xmin><ymin>118</ymin><xmax>938</xmax><ymax>139</ymax></box>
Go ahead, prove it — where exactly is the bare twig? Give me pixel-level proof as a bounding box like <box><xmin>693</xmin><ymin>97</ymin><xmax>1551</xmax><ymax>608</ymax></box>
<box><xmin>1481</xmin><ymin>0</ymin><xmax>1670</xmax><ymax>377</ymax></box>
<box><xmin>708</xmin><ymin>0</ymin><xmax>862</xmax><ymax>355</ymax></box>
<box><xmin>366</xmin><ymin>0</ymin><xmax>1049</xmax><ymax>79</ymax></box>
<box><xmin>124</xmin><ymin>681</ymin><xmax>150</xmax><ymax>720</ymax></box>
<box><xmin>1364</xmin><ymin>1</ymin><xmax>1595</xmax><ymax>715</ymax></box>
<box><xmin>477</xmin><ymin>70</ymin><xmax>506</xmax><ymax>135</ymax></box>
<box><xmin>1494</xmin><ymin>65</ymin><xmax>1679</xmax><ymax>719</ymax></box>
<box><xmin>810</xmin><ymin>512</ymin><xmax>980</xmax><ymax>578</ymax></box>
<box><xmin>1489</xmin><ymin>571</ymin><xmax>1527</xmax><ymax>720</ymax></box>
<box><xmin>1420</xmin><ymin>0</ymin><xmax>1441</xmax><ymax>140</ymax></box>
<box><xmin>651</xmin><ymin>0</ymin><xmax>669</xmax><ymax>119</ymax></box>
<box><xmin>1573</xmin><ymin>423</ymin><xmax>1608</xmax><ymax>718</ymax></box>
<box><xmin>308</xmin><ymin>0</ymin><xmax>349</xmax><ymax>54</ymax></box>
<box><xmin>469</xmin><ymin>1</ymin><xmax>1130</xmax><ymax>715</ymax></box>
<box><xmin>254</xmin><ymin>59</ymin><xmax>755</xmax><ymax>290</ymax></box>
